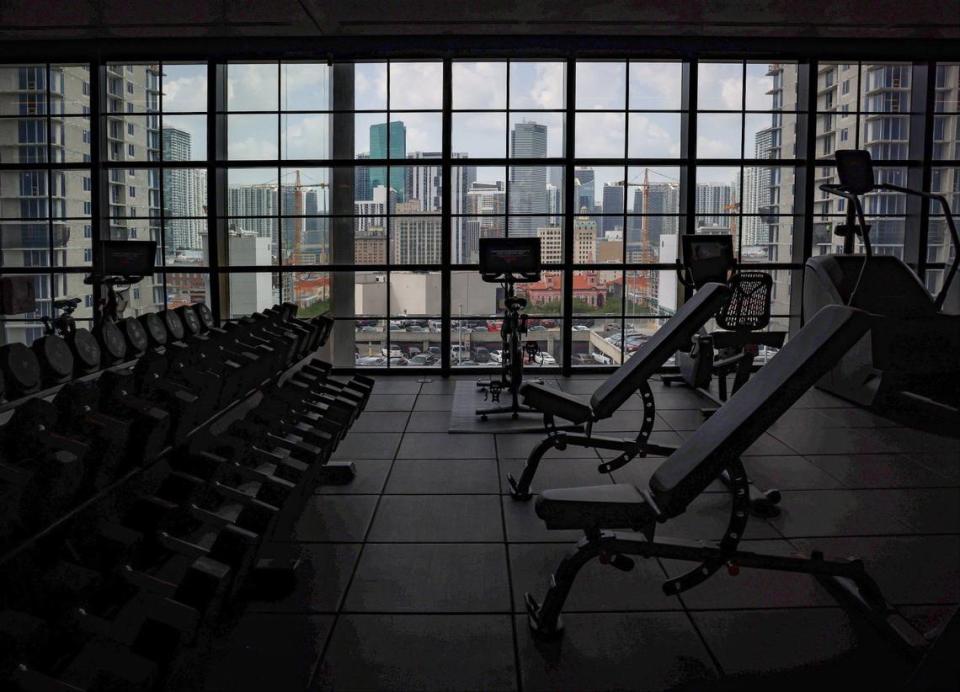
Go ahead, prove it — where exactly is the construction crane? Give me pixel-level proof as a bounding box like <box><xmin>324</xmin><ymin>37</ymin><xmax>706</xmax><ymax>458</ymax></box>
<box><xmin>287</xmin><ymin>169</ymin><xmax>330</xmax><ymax>302</ymax></box>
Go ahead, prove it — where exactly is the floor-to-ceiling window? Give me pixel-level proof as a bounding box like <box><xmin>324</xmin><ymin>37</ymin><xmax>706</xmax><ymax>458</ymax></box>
<box><xmin>1</xmin><ymin>52</ymin><xmax>956</xmax><ymax>373</ymax></box>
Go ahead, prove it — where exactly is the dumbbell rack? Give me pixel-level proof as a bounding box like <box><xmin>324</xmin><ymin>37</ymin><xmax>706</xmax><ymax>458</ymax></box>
<box><xmin>0</xmin><ymin>305</ymin><xmax>370</xmax><ymax>691</ymax></box>
<box><xmin>0</xmin><ymin>360</ymin><xmax>288</xmax><ymax>567</ymax></box>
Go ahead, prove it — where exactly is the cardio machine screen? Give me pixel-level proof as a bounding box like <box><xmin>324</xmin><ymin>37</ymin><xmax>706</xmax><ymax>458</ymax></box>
<box><xmin>100</xmin><ymin>240</ymin><xmax>157</xmax><ymax>277</ymax></box>
<box><xmin>479</xmin><ymin>238</ymin><xmax>541</xmax><ymax>277</ymax></box>
<box><xmin>681</xmin><ymin>234</ymin><xmax>734</xmax><ymax>288</ymax></box>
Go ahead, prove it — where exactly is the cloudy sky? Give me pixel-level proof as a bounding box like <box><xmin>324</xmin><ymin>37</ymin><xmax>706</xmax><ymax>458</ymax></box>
<box><xmin>158</xmin><ymin>60</ymin><xmax>788</xmax><ymax>195</ymax></box>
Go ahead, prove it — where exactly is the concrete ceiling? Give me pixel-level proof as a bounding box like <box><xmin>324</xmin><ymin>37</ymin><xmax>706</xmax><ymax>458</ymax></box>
<box><xmin>2</xmin><ymin>0</ymin><xmax>958</xmax><ymax>41</ymax></box>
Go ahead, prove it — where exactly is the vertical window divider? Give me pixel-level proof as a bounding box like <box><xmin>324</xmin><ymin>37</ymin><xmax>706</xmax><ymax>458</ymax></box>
<box><xmin>441</xmin><ymin>58</ymin><xmax>452</xmax><ymax>373</ymax></box>
<box><xmin>276</xmin><ymin>62</ymin><xmax>283</xmax><ymax>305</ymax></box>
<box><xmin>158</xmin><ymin>62</ymin><xmax>167</xmax><ymax>308</ymax></box>
<box><xmin>680</xmin><ymin>59</ymin><xmax>698</xmax><ymax>308</ymax></box>
<box><xmin>793</xmin><ymin>59</ymin><xmax>817</xmax><ymax>332</ymax></box>
<box><xmin>913</xmin><ymin>61</ymin><xmax>936</xmax><ymax>276</ymax></box>
<box><xmin>561</xmin><ymin>57</ymin><xmax>575</xmax><ymax>375</ymax></box>
<box><xmin>45</xmin><ymin>64</ymin><xmax>55</xmax><ymax>309</ymax></box>
<box><xmin>206</xmin><ymin>61</ymin><xmax>220</xmax><ymax>323</ymax></box>
<box><xmin>90</xmin><ymin>57</ymin><xmax>105</xmax><ymax>328</ymax></box>
<box><xmin>620</xmin><ymin>64</ymin><xmax>629</xmax><ymax>366</ymax></box>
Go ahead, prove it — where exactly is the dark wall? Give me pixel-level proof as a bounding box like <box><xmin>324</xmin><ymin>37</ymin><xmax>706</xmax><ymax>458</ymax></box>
<box><xmin>3</xmin><ymin>0</ymin><xmax>958</xmax><ymax>41</ymax></box>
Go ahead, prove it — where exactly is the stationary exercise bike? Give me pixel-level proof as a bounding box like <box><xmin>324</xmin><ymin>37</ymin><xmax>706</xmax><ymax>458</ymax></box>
<box><xmin>663</xmin><ymin>234</ymin><xmax>786</xmax><ymax>415</ymax></box>
<box><xmin>476</xmin><ymin>238</ymin><xmax>543</xmax><ymax>420</ymax></box>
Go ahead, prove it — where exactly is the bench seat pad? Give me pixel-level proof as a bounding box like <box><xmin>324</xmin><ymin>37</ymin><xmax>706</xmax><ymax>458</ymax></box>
<box><xmin>535</xmin><ymin>484</ymin><xmax>656</xmax><ymax>530</ymax></box>
<box><xmin>520</xmin><ymin>383</ymin><xmax>594</xmax><ymax>423</ymax></box>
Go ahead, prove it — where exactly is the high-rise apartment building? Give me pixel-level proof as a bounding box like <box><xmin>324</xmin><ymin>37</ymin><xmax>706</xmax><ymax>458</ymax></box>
<box><xmin>162</xmin><ymin>127</ymin><xmax>205</xmax><ymax>254</ymax></box>
<box><xmin>601</xmin><ymin>182</ymin><xmax>624</xmax><ymax>234</ymax></box>
<box><xmin>574</xmin><ymin>167</ymin><xmax>595</xmax><ymax>212</ymax></box>
<box><xmin>370</xmin><ymin>121</ymin><xmax>407</xmax><ymax>200</ymax></box>
<box><xmin>509</xmin><ymin>121</ymin><xmax>548</xmax><ymax>237</ymax></box>
<box><xmin>460</xmin><ymin>181</ymin><xmax>506</xmax><ymax>263</ymax></box>
<box><xmin>0</xmin><ymin>63</ymin><xmax>163</xmax><ymax>345</ymax></box>
<box><xmin>393</xmin><ymin>200</ymin><xmax>441</xmax><ymax>264</ymax></box>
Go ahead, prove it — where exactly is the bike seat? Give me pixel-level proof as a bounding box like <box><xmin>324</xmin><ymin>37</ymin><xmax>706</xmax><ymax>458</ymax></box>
<box><xmin>54</xmin><ymin>298</ymin><xmax>82</xmax><ymax>310</ymax></box>
<box><xmin>505</xmin><ymin>296</ymin><xmax>527</xmax><ymax>310</ymax></box>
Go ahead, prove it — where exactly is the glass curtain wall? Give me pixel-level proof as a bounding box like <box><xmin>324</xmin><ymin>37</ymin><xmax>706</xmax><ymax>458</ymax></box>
<box><xmin>1</xmin><ymin>56</ymin><xmax>956</xmax><ymax>374</ymax></box>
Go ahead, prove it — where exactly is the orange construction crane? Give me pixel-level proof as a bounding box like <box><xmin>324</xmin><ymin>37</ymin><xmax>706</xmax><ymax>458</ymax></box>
<box><xmin>289</xmin><ymin>169</ymin><xmax>330</xmax><ymax>302</ymax></box>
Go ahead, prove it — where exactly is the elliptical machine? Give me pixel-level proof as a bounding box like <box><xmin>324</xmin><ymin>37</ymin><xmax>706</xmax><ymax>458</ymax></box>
<box><xmin>807</xmin><ymin>149</ymin><xmax>960</xmax><ymax>415</ymax></box>
<box><xmin>663</xmin><ymin>234</ymin><xmax>786</xmax><ymax>415</ymax></box>
<box><xmin>476</xmin><ymin>238</ymin><xmax>543</xmax><ymax>420</ymax></box>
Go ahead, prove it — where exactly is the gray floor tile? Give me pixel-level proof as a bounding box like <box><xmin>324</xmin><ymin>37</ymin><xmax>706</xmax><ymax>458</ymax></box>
<box><xmin>769</xmin><ymin>490</ymin><xmax>915</xmax><ymax>537</ymax></box>
<box><xmin>792</xmin><ymin>389</ymin><xmax>859</xmax><ymax>408</ymax></box>
<box><xmin>659</xmin><ymin>407</ymin><xmax>711</xmax><ymax>431</ymax></box>
<box><xmin>906</xmin><ymin>453</ymin><xmax>960</xmax><ymax>484</ymax></box>
<box><xmin>386</xmin><ymin>458</ymin><xmax>500</xmax><ymax>494</ymax></box>
<box><xmin>365</xmin><ymin>394</ymin><xmax>418</xmax><ymax>411</ymax></box>
<box><xmin>405</xmin><ymin>410</ymin><xmax>452</xmax><ymax>432</ymax></box>
<box><xmin>876</xmin><ymin>487</ymin><xmax>960</xmax><ymax>533</ymax></box>
<box><xmin>202</xmin><ymin>614</ymin><xmax>333</xmax><ymax>692</ymax></box>
<box><xmin>791</xmin><ymin>535</ymin><xmax>960</xmax><ymax>605</ymax></box>
<box><xmin>871</xmin><ymin>428</ymin><xmax>960</xmax><ymax>455</ymax></box>
<box><xmin>248</xmin><ymin>544</ymin><xmax>362</xmax><ymax>613</ymax></box>
<box><xmin>368</xmin><ymin>495</ymin><xmax>503</xmax><ymax>541</ymax></box>
<box><xmin>502</xmin><ymin>494</ymin><xmax>584</xmax><ymax>543</ymax></box>
<box><xmin>351</xmin><ymin>411</ymin><xmax>410</xmax><ymax>432</ymax></box>
<box><xmin>662</xmin><ymin>539</ymin><xmax>837</xmax><ymax>610</ymax></box>
<box><xmin>314</xmin><ymin>614</ymin><xmax>516</xmax><ymax>691</ymax></box>
<box><xmin>314</xmin><ymin>458</ymin><xmax>392</xmax><ymax>495</ymax></box>
<box><xmin>805</xmin><ymin>453</ymin><xmax>949</xmax><ymax>488</ymax></box>
<box><xmin>414</xmin><ymin>394</ymin><xmax>454</xmax><ymax>411</ymax></box>
<box><xmin>766</xmin><ymin>426</ymin><xmax>893</xmax><ymax>455</ymax></box>
<box><xmin>418</xmin><ymin>378</ymin><xmax>463</xmax><ymax>394</ymax></box>
<box><xmin>344</xmin><ymin>543</ymin><xmax>511</xmax><ymax>612</ymax></box>
<box><xmin>365</xmin><ymin>378</ymin><xmax>422</xmax><ymax>394</ymax></box>
<box><xmin>515</xmin><ymin>612</ymin><xmax>718</xmax><ymax>692</ymax></box>
<box><xmin>509</xmin><ymin>543</ymin><xmax>682</xmax><ymax>612</ymax></box>
<box><xmin>286</xmin><ymin>496</ymin><xmax>379</xmax><ymax>542</ymax></box>
<box><xmin>500</xmin><ymin>458</ymin><xmax>614</xmax><ymax>495</ymax></box>
<box><xmin>398</xmin><ymin>432</ymin><xmax>496</xmax><ymax>458</ymax></box>
<box><xmin>742</xmin><ymin>455</ymin><xmax>844</xmax><ymax>491</ymax></box>
<box><xmin>692</xmin><ymin>609</ymin><xmax>911</xmax><ymax>689</ymax></box>
<box><xmin>331</xmin><ymin>432</ymin><xmax>402</xmax><ymax>460</ymax></box>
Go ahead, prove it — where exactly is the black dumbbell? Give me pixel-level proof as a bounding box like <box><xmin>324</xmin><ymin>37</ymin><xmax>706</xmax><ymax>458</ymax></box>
<box><xmin>0</xmin><ymin>343</ymin><xmax>41</xmax><ymax>399</ymax></box>
<box><xmin>31</xmin><ymin>333</ymin><xmax>74</xmax><ymax>386</ymax></box>
<box><xmin>93</xmin><ymin>318</ymin><xmax>129</xmax><ymax>366</ymax></box>
<box><xmin>66</xmin><ymin>326</ymin><xmax>102</xmax><ymax>375</ymax></box>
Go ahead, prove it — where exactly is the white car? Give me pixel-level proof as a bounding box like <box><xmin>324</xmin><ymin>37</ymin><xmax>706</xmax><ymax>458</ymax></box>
<box><xmin>535</xmin><ymin>352</ymin><xmax>557</xmax><ymax>366</ymax></box>
<box><xmin>489</xmin><ymin>349</ymin><xmax>503</xmax><ymax>364</ymax></box>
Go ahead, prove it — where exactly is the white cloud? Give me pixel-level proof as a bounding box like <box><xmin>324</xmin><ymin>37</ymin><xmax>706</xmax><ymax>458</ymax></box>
<box><xmin>628</xmin><ymin>113</ymin><xmax>681</xmax><ymax>158</ymax></box>
<box><xmin>452</xmin><ymin>62</ymin><xmax>506</xmax><ymax>109</ymax></box>
<box><xmin>575</xmin><ymin>112</ymin><xmax>625</xmax><ymax>157</ymax></box>
<box><xmin>697</xmin><ymin>134</ymin><xmax>739</xmax><ymax>159</ymax></box>
<box><xmin>576</xmin><ymin>62</ymin><xmax>626</xmax><ymax>109</ymax></box>
<box><xmin>163</xmin><ymin>75</ymin><xmax>207</xmax><ymax>112</ymax></box>
<box><xmin>628</xmin><ymin>62</ymin><xmax>682</xmax><ymax>109</ymax></box>
<box><xmin>698</xmin><ymin>63</ymin><xmax>743</xmax><ymax>110</ymax></box>
<box><xmin>527</xmin><ymin>62</ymin><xmax>565</xmax><ymax>109</ymax></box>
<box><xmin>227</xmin><ymin>64</ymin><xmax>279</xmax><ymax>111</ymax></box>
<box><xmin>389</xmin><ymin>62</ymin><xmax>443</xmax><ymax>109</ymax></box>
<box><xmin>281</xmin><ymin>114</ymin><xmax>331</xmax><ymax>159</ymax></box>
<box><xmin>281</xmin><ymin>64</ymin><xmax>331</xmax><ymax>110</ymax></box>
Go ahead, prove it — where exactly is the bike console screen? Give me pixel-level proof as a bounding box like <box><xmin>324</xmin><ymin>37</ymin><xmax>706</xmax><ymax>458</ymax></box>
<box><xmin>100</xmin><ymin>240</ymin><xmax>157</xmax><ymax>278</ymax></box>
<box><xmin>479</xmin><ymin>238</ymin><xmax>541</xmax><ymax>282</ymax></box>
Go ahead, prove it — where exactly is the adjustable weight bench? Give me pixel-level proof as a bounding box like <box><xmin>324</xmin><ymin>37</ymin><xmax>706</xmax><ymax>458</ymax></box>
<box><xmin>508</xmin><ymin>282</ymin><xmax>782</xmax><ymax>517</ymax></box>
<box><xmin>524</xmin><ymin>305</ymin><xmax>929</xmax><ymax>658</ymax></box>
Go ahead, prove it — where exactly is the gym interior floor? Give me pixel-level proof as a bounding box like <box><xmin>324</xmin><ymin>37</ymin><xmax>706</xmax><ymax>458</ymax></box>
<box><xmin>185</xmin><ymin>375</ymin><xmax>959</xmax><ymax>691</ymax></box>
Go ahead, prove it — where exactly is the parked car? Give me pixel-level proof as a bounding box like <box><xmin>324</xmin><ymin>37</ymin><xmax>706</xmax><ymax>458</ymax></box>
<box><xmin>473</xmin><ymin>346</ymin><xmax>490</xmax><ymax>363</ymax></box>
<box><xmin>388</xmin><ymin>357</ymin><xmax>408</xmax><ymax>366</ymax></box>
<box><xmin>535</xmin><ymin>352</ymin><xmax>557</xmax><ymax>366</ymax></box>
<box><xmin>528</xmin><ymin>324</ymin><xmax>546</xmax><ymax>332</ymax></box>
<box><xmin>408</xmin><ymin>354</ymin><xmax>436</xmax><ymax>366</ymax></box>
<box><xmin>356</xmin><ymin>356</ymin><xmax>386</xmax><ymax>366</ymax></box>
<box><xmin>572</xmin><ymin>353</ymin><xmax>595</xmax><ymax>365</ymax></box>
<box><xmin>406</xmin><ymin>325</ymin><xmax>428</xmax><ymax>332</ymax></box>
<box><xmin>381</xmin><ymin>347</ymin><xmax>403</xmax><ymax>358</ymax></box>
<box><xmin>572</xmin><ymin>325</ymin><xmax>591</xmax><ymax>332</ymax></box>
<box><xmin>489</xmin><ymin>349</ymin><xmax>503</xmax><ymax>364</ymax></box>
<box><xmin>427</xmin><ymin>346</ymin><xmax>441</xmax><ymax>358</ymax></box>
